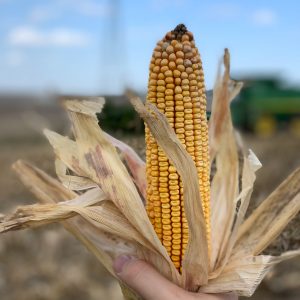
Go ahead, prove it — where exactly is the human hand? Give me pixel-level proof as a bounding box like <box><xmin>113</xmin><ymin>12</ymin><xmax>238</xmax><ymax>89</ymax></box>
<box><xmin>113</xmin><ymin>255</ymin><xmax>237</xmax><ymax>300</ymax></box>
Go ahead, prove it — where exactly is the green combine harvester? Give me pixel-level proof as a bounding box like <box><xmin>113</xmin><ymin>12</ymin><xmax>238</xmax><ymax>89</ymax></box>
<box><xmin>230</xmin><ymin>77</ymin><xmax>300</xmax><ymax>137</ymax></box>
<box><xmin>96</xmin><ymin>77</ymin><xmax>300</xmax><ymax>137</ymax></box>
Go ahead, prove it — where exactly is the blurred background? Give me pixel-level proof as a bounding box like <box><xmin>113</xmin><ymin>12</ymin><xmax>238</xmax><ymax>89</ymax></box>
<box><xmin>0</xmin><ymin>0</ymin><xmax>299</xmax><ymax>299</ymax></box>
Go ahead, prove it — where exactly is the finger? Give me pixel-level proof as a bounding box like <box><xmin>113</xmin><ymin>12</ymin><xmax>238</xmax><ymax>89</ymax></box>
<box><xmin>113</xmin><ymin>255</ymin><xmax>184</xmax><ymax>300</ymax></box>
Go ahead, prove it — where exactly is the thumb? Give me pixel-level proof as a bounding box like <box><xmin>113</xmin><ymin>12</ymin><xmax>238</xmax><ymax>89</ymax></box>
<box><xmin>113</xmin><ymin>255</ymin><xmax>184</xmax><ymax>300</ymax></box>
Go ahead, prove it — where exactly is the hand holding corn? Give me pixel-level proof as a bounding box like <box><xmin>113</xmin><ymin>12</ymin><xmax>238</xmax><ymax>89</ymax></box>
<box><xmin>114</xmin><ymin>255</ymin><xmax>237</xmax><ymax>300</ymax></box>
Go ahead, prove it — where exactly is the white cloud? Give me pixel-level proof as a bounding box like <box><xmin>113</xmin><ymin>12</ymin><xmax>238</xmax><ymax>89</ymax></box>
<box><xmin>252</xmin><ymin>9</ymin><xmax>277</xmax><ymax>26</ymax></box>
<box><xmin>8</xmin><ymin>26</ymin><xmax>90</xmax><ymax>47</ymax></box>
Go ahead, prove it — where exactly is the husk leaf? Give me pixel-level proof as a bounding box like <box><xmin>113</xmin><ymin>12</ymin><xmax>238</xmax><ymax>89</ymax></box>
<box><xmin>104</xmin><ymin>132</ymin><xmax>146</xmax><ymax>200</ymax></box>
<box><xmin>55</xmin><ymin>158</ymin><xmax>97</xmax><ymax>191</ymax></box>
<box><xmin>63</xmin><ymin>98</ymin><xmax>181</xmax><ymax>285</ymax></box>
<box><xmin>201</xmin><ymin>250</ymin><xmax>300</xmax><ymax>296</ymax></box>
<box><xmin>209</xmin><ymin>49</ymin><xmax>241</xmax><ymax>270</ymax></box>
<box><xmin>235</xmin><ymin>167</ymin><xmax>300</xmax><ymax>256</ymax></box>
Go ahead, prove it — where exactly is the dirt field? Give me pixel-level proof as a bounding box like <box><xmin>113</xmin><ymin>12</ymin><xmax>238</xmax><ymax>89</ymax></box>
<box><xmin>0</xmin><ymin>109</ymin><xmax>299</xmax><ymax>299</ymax></box>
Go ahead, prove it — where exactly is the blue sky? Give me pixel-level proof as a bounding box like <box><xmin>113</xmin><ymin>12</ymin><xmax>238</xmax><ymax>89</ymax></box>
<box><xmin>0</xmin><ymin>0</ymin><xmax>299</xmax><ymax>95</ymax></box>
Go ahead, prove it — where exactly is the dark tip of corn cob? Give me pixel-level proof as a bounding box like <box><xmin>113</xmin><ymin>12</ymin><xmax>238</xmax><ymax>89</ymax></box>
<box><xmin>164</xmin><ymin>24</ymin><xmax>194</xmax><ymax>42</ymax></box>
<box><xmin>172</xmin><ymin>24</ymin><xmax>188</xmax><ymax>38</ymax></box>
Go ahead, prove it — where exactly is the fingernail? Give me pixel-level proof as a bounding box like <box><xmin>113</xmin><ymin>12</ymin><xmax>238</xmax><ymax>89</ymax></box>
<box><xmin>113</xmin><ymin>255</ymin><xmax>135</xmax><ymax>274</ymax></box>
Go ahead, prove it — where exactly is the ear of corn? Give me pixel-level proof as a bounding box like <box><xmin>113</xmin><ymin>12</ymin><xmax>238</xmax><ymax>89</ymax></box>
<box><xmin>145</xmin><ymin>24</ymin><xmax>211</xmax><ymax>271</ymax></box>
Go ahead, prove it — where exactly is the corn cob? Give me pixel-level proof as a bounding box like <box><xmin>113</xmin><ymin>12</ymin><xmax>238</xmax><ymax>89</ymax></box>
<box><xmin>145</xmin><ymin>24</ymin><xmax>210</xmax><ymax>271</ymax></box>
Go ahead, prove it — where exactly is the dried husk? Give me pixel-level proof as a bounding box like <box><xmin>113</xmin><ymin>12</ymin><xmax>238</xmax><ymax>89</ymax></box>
<box><xmin>55</xmin><ymin>158</ymin><xmax>97</xmax><ymax>191</ymax></box>
<box><xmin>0</xmin><ymin>50</ymin><xmax>300</xmax><ymax>298</ymax></box>
<box><xmin>209</xmin><ymin>50</ymin><xmax>242</xmax><ymax>271</ymax></box>
<box><xmin>104</xmin><ymin>132</ymin><xmax>146</xmax><ymax>200</ymax></box>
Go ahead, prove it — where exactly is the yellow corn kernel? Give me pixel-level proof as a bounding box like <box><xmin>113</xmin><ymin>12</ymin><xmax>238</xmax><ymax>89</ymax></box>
<box><xmin>146</xmin><ymin>24</ymin><xmax>211</xmax><ymax>271</ymax></box>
